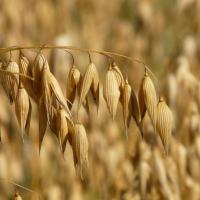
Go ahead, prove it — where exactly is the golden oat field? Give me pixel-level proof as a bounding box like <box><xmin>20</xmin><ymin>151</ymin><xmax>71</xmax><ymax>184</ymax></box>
<box><xmin>0</xmin><ymin>0</ymin><xmax>200</xmax><ymax>200</ymax></box>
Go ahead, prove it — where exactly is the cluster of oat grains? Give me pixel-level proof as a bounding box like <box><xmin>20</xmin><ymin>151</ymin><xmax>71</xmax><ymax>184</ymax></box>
<box><xmin>0</xmin><ymin>46</ymin><xmax>173</xmax><ymax>178</ymax></box>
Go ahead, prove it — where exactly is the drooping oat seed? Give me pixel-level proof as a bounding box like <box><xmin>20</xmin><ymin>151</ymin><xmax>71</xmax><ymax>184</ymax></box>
<box><xmin>112</xmin><ymin>62</ymin><xmax>125</xmax><ymax>88</ymax></box>
<box><xmin>1</xmin><ymin>61</ymin><xmax>19</xmax><ymax>103</ymax></box>
<box><xmin>72</xmin><ymin>123</ymin><xmax>89</xmax><ymax>179</ymax></box>
<box><xmin>42</xmin><ymin>67</ymin><xmax>73</xmax><ymax>126</ymax></box>
<box><xmin>33</xmin><ymin>53</ymin><xmax>49</xmax><ymax>82</ymax></box>
<box><xmin>156</xmin><ymin>97</ymin><xmax>173</xmax><ymax>154</ymax></box>
<box><xmin>33</xmin><ymin>53</ymin><xmax>49</xmax><ymax>98</ymax></box>
<box><xmin>122</xmin><ymin>79</ymin><xmax>132</xmax><ymax>135</ymax></box>
<box><xmin>56</xmin><ymin>108</ymin><xmax>69</xmax><ymax>152</ymax></box>
<box><xmin>15</xmin><ymin>84</ymin><xmax>31</xmax><ymax>141</ymax></box>
<box><xmin>78</xmin><ymin>62</ymin><xmax>99</xmax><ymax>110</ymax></box>
<box><xmin>103</xmin><ymin>67</ymin><xmax>120</xmax><ymax>119</ymax></box>
<box><xmin>142</xmin><ymin>70</ymin><xmax>157</xmax><ymax>129</ymax></box>
<box><xmin>91</xmin><ymin>65</ymin><xmax>100</xmax><ymax>111</ymax></box>
<box><xmin>19</xmin><ymin>53</ymin><xmax>38</xmax><ymax>102</ymax></box>
<box><xmin>62</xmin><ymin>116</ymin><xmax>75</xmax><ymax>153</ymax></box>
<box><xmin>66</xmin><ymin>65</ymin><xmax>81</xmax><ymax>109</ymax></box>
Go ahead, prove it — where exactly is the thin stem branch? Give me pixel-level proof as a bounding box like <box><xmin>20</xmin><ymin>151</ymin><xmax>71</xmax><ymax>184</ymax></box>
<box><xmin>0</xmin><ymin>45</ymin><xmax>157</xmax><ymax>81</ymax></box>
<box><xmin>64</xmin><ymin>50</ymin><xmax>75</xmax><ymax>66</ymax></box>
<box><xmin>0</xmin><ymin>45</ymin><xmax>141</xmax><ymax>65</ymax></box>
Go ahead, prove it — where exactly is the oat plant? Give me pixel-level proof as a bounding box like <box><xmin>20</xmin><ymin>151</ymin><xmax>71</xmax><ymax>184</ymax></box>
<box><xmin>0</xmin><ymin>45</ymin><xmax>173</xmax><ymax>178</ymax></box>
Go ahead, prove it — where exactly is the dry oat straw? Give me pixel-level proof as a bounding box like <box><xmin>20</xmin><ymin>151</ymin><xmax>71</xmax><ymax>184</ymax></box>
<box><xmin>0</xmin><ymin>45</ymin><xmax>173</xmax><ymax>176</ymax></box>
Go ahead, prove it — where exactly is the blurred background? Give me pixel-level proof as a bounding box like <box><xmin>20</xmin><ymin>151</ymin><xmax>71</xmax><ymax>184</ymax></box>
<box><xmin>0</xmin><ymin>0</ymin><xmax>200</xmax><ymax>199</ymax></box>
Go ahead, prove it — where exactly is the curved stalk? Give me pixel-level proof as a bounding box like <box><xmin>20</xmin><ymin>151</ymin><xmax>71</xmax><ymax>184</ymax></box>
<box><xmin>0</xmin><ymin>45</ymin><xmax>157</xmax><ymax>82</ymax></box>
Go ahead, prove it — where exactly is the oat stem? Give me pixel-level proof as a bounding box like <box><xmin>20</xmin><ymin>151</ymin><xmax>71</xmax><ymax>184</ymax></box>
<box><xmin>0</xmin><ymin>45</ymin><xmax>155</xmax><ymax>77</ymax></box>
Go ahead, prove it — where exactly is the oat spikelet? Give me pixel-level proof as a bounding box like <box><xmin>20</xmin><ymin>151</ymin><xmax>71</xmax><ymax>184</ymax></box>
<box><xmin>91</xmin><ymin>65</ymin><xmax>100</xmax><ymax>111</ymax></box>
<box><xmin>33</xmin><ymin>53</ymin><xmax>49</xmax><ymax>98</ymax></box>
<box><xmin>42</xmin><ymin>68</ymin><xmax>73</xmax><ymax>125</ymax></box>
<box><xmin>33</xmin><ymin>53</ymin><xmax>49</xmax><ymax>82</ymax></box>
<box><xmin>103</xmin><ymin>67</ymin><xmax>120</xmax><ymax>119</ymax></box>
<box><xmin>1</xmin><ymin>61</ymin><xmax>19</xmax><ymax>103</ymax></box>
<box><xmin>122</xmin><ymin>79</ymin><xmax>132</xmax><ymax>136</ymax></box>
<box><xmin>78</xmin><ymin>62</ymin><xmax>99</xmax><ymax>110</ymax></box>
<box><xmin>19</xmin><ymin>53</ymin><xmax>38</xmax><ymax>102</ymax></box>
<box><xmin>66</xmin><ymin>65</ymin><xmax>81</xmax><ymax>109</ymax></box>
<box><xmin>15</xmin><ymin>84</ymin><xmax>32</xmax><ymax>141</ymax></box>
<box><xmin>56</xmin><ymin>108</ymin><xmax>69</xmax><ymax>153</ymax></box>
<box><xmin>112</xmin><ymin>62</ymin><xmax>125</xmax><ymax>88</ymax></box>
<box><xmin>142</xmin><ymin>70</ymin><xmax>157</xmax><ymax>128</ymax></box>
<box><xmin>72</xmin><ymin>123</ymin><xmax>89</xmax><ymax>179</ymax></box>
<box><xmin>157</xmin><ymin>97</ymin><xmax>173</xmax><ymax>154</ymax></box>
<box><xmin>62</xmin><ymin>117</ymin><xmax>74</xmax><ymax>153</ymax></box>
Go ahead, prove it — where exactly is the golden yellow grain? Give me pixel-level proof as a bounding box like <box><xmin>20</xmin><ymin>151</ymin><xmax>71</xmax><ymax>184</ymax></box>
<box><xmin>112</xmin><ymin>62</ymin><xmax>125</xmax><ymax>88</ymax></box>
<box><xmin>2</xmin><ymin>61</ymin><xmax>19</xmax><ymax>103</ymax></box>
<box><xmin>56</xmin><ymin>108</ymin><xmax>68</xmax><ymax>152</ymax></box>
<box><xmin>142</xmin><ymin>71</ymin><xmax>157</xmax><ymax>128</ymax></box>
<box><xmin>33</xmin><ymin>53</ymin><xmax>49</xmax><ymax>97</ymax></box>
<box><xmin>72</xmin><ymin>123</ymin><xmax>89</xmax><ymax>179</ymax></box>
<box><xmin>19</xmin><ymin>53</ymin><xmax>38</xmax><ymax>102</ymax></box>
<box><xmin>78</xmin><ymin>62</ymin><xmax>99</xmax><ymax>110</ymax></box>
<box><xmin>156</xmin><ymin>97</ymin><xmax>173</xmax><ymax>154</ymax></box>
<box><xmin>42</xmin><ymin>67</ymin><xmax>73</xmax><ymax>125</ymax></box>
<box><xmin>15</xmin><ymin>84</ymin><xmax>32</xmax><ymax>140</ymax></box>
<box><xmin>122</xmin><ymin>79</ymin><xmax>132</xmax><ymax>135</ymax></box>
<box><xmin>103</xmin><ymin>67</ymin><xmax>120</xmax><ymax>119</ymax></box>
<box><xmin>66</xmin><ymin>65</ymin><xmax>81</xmax><ymax>109</ymax></box>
